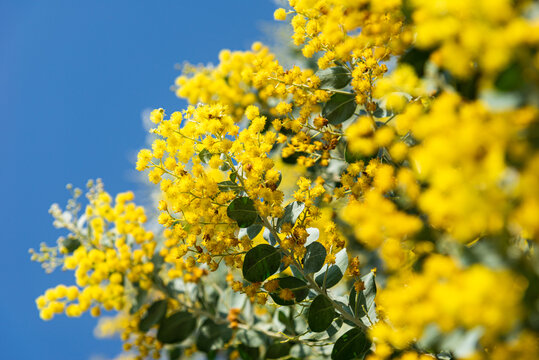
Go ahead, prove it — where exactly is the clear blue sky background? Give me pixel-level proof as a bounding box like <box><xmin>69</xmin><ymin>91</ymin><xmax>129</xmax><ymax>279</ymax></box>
<box><xmin>1</xmin><ymin>1</ymin><xmax>277</xmax><ymax>359</ymax></box>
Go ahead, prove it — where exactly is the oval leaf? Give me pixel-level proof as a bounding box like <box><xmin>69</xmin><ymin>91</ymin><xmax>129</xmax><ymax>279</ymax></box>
<box><xmin>242</xmin><ymin>244</ymin><xmax>281</xmax><ymax>283</ymax></box>
<box><xmin>62</xmin><ymin>236</ymin><xmax>81</xmax><ymax>253</ymax></box>
<box><xmin>263</xmin><ymin>228</ymin><xmax>278</xmax><ymax>246</ymax></box>
<box><xmin>157</xmin><ymin>311</ymin><xmax>196</xmax><ymax>344</ymax></box>
<box><xmin>308</xmin><ymin>295</ymin><xmax>335</xmax><ymax>332</ymax></box>
<box><xmin>322</xmin><ymin>93</ymin><xmax>356</xmax><ymax>125</ymax></box>
<box><xmin>139</xmin><ymin>299</ymin><xmax>168</xmax><ymax>332</ymax></box>
<box><xmin>199</xmin><ymin>148</ymin><xmax>212</xmax><ymax>164</ymax></box>
<box><xmin>317</xmin><ymin>66</ymin><xmax>352</xmax><ymax>90</ymax></box>
<box><xmin>266</xmin><ymin>342</ymin><xmax>292</xmax><ymax>359</ymax></box>
<box><xmin>331</xmin><ymin>328</ymin><xmax>371</xmax><ymax>360</ymax></box>
<box><xmin>236</xmin><ymin>329</ymin><xmax>266</xmax><ymax>347</ymax></box>
<box><xmin>350</xmin><ymin>272</ymin><xmax>378</xmax><ymax>325</ymax></box>
<box><xmin>227</xmin><ymin>197</ymin><xmax>258</xmax><ymax>228</ymax></box>
<box><xmin>315</xmin><ymin>248</ymin><xmax>348</xmax><ymax>289</ymax></box>
<box><xmin>218</xmin><ymin>180</ymin><xmax>239</xmax><ymax>193</ymax></box>
<box><xmin>303</xmin><ymin>242</ymin><xmax>326</xmax><ymax>273</ymax></box>
<box><xmin>305</xmin><ymin>227</ymin><xmax>320</xmax><ymax>246</ymax></box>
<box><xmin>269</xmin><ymin>276</ymin><xmax>309</xmax><ymax>306</ymax></box>
<box><xmin>196</xmin><ymin>319</ymin><xmax>233</xmax><ymax>353</ymax></box>
<box><xmin>277</xmin><ymin>201</ymin><xmax>305</xmax><ymax>231</ymax></box>
<box><xmin>238</xmin><ymin>344</ymin><xmax>260</xmax><ymax>360</ymax></box>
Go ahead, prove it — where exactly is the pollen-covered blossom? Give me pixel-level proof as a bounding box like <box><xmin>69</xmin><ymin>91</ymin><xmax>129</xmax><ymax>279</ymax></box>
<box><xmin>136</xmin><ymin>103</ymin><xmax>285</xmax><ymax>272</ymax></box>
<box><xmin>370</xmin><ymin>255</ymin><xmax>527</xmax><ymax>357</ymax></box>
<box><xmin>284</xmin><ymin>0</ymin><xmax>409</xmax><ymax>67</ymax></box>
<box><xmin>32</xmin><ymin>181</ymin><xmax>177</xmax><ymax>359</ymax></box>
<box><xmin>405</xmin><ymin>93</ymin><xmax>538</xmax><ymax>242</ymax></box>
<box><xmin>408</xmin><ymin>0</ymin><xmax>539</xmax><ymax>77</ymax></box>
<box><xmin>35</xmin><ymin>183</ymin><xmax>156</xmax><ymax>322</ymax></box>
<box><xmin>174</xmin><ymin>43</ymin><xmax>279</xmax><ymax>121</ymax></box>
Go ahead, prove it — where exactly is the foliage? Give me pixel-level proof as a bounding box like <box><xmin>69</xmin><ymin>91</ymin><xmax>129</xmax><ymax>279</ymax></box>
<box><xmin>31</xmin><ymin>1</ymin><xmax>539</xmax><ymax>360</ymax></box>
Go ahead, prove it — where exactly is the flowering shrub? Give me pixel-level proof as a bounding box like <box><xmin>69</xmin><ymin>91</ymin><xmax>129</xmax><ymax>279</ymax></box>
<box><xmin>32</xmin><ymin>1</ymin><xmax>539</xmax><ymax>359</ymax></box>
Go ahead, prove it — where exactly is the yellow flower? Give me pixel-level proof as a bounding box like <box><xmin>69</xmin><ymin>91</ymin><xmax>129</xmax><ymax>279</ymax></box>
<box><xmin>274</xmin><ymin>8</ymin><xmax>287</xmax><ymax>21</ymax></box>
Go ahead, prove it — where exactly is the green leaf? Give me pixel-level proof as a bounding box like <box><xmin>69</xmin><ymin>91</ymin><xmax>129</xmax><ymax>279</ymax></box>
<box><xmin>199</xmin><ymin>148</ymin><xmax>213</xmax><ymax>164</ymax></box>
<box><xmin>238</xmin><ymin>223</ymin><xmax>263</xmax><ymax>240</ymax></box>
<box><xmin>317</xmin><ymin>66</ymin><xmax>352</xmax><ymax>89</ymax></box>
<box><xmin>269</xmin><ymin>276</ymin><xmax>309</xmax><ymax>306</ymax></box>
<box><xmin>157</xmin><ymin>311</ymin><xmax>196</xmax><ymax>344</ymax></box>
<box><xmin>242</xmin><ymin>244</ymin><xmax>281</xmax><ymax>283</ymax></box>
<box><xmin>128</xmin><ymin>283</ymin><xmax>147</xmax><ymax>315</ymax></box>
<box><xmin>196</xmin><ymin>319</ymin><xmax>233</xmax><ymax>353</ymax></box>
<box><xmin>266</xmin><ymin>342</ymin><xmax>292</xmax><ymax>359</ymax></box>
<box><xmin>263</xmin><ymin>228</ymin><xmax>278</xmax><ymax>246</ymax></box>
<box><xmin>277</xmin><ymin>309</ymin><xmax>295</xmax><ymax>334</ymax></box>
<box><xmin>218</xmin><ymin>180</ymin><xmax>239</xmax><ymax>192</ymax></box>
<box><xmin>322</xmin><ymin>93</ymin><xmax>356</xmax><ymax>125</ymax></box>
<box><xmin>315</xmin><ymin>248</ymin><xmax>348</xmax><ymax>289</ymax></box>
<box><xmin>326</xmin><ymin>318</ymin><xmax>343</xmax><ymax>337</ymax></box>
<box><xmin>227</xmin><ymin>197</ymin><xmax>258</xmax><ymax>228</ymax></box>
<box><xmin>308</xmin><ymin>295</ymin><xmax>335</xmax><ymax>332</ymax></box>
<box><xmin>139</xmin><ymin>299</ymin><xmax>168</xmax><ymax>332</ymax></box>
<box><xmin>495</xmin><ymin>62</ymin><xmax>523</xmax><ymax>92</ymax></box>
<box><xmin>167</xmin><ymin>347</ymin><xmax>182</xmax><ymax>360</ymax></box>
<box><xmin>349</xmin><ymin>272</ymin><xmax>378</xmax><ymax>325</ymax></box>
<box><xmin>331</xmin><ymin>328</ymin><xmax>371</xmax><ymax>360</ymax></box>
<box><xmin>373</xmin><ymin>104</ymin><xmax>393</xmax><ymax>118</ymax></box>
<box><xmin>277</xmin><ymin>201</ymin><xmax>305</xmax><ymax>231</ymax></box>
<box><xmin>305</xmin><ymin>227</ymin><xmax>320</xmax><ymax>246</ymax></box>
<box><xmin>303</xmin><ymin>242</ymin><xmax>327</xmax><ymax>273</ymax></box>
<box><xmin>236</xmin><ymin>329</ymin><xmax>266</xmax><ymax>347</ymax></box>
<box><xmin>219</xmin><ymin>161</ymin><xmax>231</xmax><ymax>171</ymax></box>
<box><xmin>194</xmin><ymin>285</ymin><xmax>219</xmax><ymax>316</ymax></box>
<box><xmin>238</xmin><ymin>344</ymin><xmax>260</xmax><ymax>360</ymax></box>
<box><xmin>62</xmin><ymin>236</ymin><xmax>81</xmax><ymax>253</ymax></box>
<box><xmin>439</xmin><ymin>327</ymin><xmax>483</xmax><ymax>358</ymax></box>
<box><xmin>290</xmin><ymin>264</ymin><xmax>305</xmax><ymax>281</ymax></box>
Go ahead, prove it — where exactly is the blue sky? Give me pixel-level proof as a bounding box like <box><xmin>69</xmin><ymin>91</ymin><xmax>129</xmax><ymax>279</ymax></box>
<box><xmin>1</xmin><ymin>1</ymin><xmax>277</xmax><ymax>359</ymax></box>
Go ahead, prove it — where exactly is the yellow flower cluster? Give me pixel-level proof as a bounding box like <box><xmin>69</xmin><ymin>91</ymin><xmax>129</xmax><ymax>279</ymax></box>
<box><xmin>276</xmin><ymin>0</ymin><xmax>409</xmax><ymax>68</ymax></box>
<box><xmin>137</xmin><ymin>104</ymin><xmax>284</xmax><ymax>271</ymax></box>
<box><xmin>36</xmin><ymin>185</ymin><xmax>155</xmax><ymax>321</ymax></box>
<box><xmin>409</xmin><ymin>0</ymin><xmax>539</xmax><ymax>78</ymax></box>
<box><xmin>403</xmin><ymin>93</ymin><xmax>538</xmax><ymax>242</ymax></box>
<box><xmin>174</xmin><ymin>43</ymin><xmax>278</xmax><ymax>120</ymax></box>
<box><xmin>466</xmin><ymin>331</ymin><xmax>539</xmax><ymax>360</ymax></box>
<box><xmin>370</xmin><ymin>255</ymin><xmax>527</xmax><ymax>356</ymax></box>
<box><xmin>341</xmin><ymin>159</ymin><xmax>422</xmax><ymax>250</ymax></box>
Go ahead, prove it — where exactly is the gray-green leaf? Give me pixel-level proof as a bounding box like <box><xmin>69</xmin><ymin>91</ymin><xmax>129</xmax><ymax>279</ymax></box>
<box><xmin>199</xmin><ymin>148</ymin><xmax>213</xmax><ymax>164</ymax></box>
<box><xmin>227</xmin><ymin>197</ymin><xmax>258</xmax><ymax>228</ymax></box>
<box><xmin>303</xmin><ymin>242</ymin><xmax>326</xmax><ymax>273</ymax></box>
<box><xmin>218</xmin><ymin>180</ymin><xmax>239</xmax><ymax>192</ymax></box>
<box><xmin>269</xmin><ymin>276</ymin><xmax>309</xmax><ymax>306</ymax></box>
<box><xmin>242</xmin><ymin>244</ymin><xmax>281</xmax><ymax>283</ymax></box>
<box><xmin>317</xmin><ymin>66</ymin><xmax>352</xmax><ymax>90</ymax></box>
<box><xmin>262</xmin><ymin>228</ymin><xmax>278</xmax><ymax>246</ymax></box>
<box><xmin>308</xmin><ymin>295</ymin><xmax>335</xmax><ymax>332</ymax></box>
<box><xmin>349</xmin><ymin>271</ymin><xmax>378</xmax><ymax>325</ymax></box>
<box><xmin>322</xmin><ymin>93</ymin><xmax>356</xmax><ymax>125</ymax></box>
<box><xmin>331</xmin><ymin>328</ymin><xmax>371</xmax><ymax>360</ymax></box>
<box><xmin>196</xmin><ymin>319</ymin><xmax>233</xmax><ymax>353</ymax></box>
<box><xmin>157</xmin><ymin>311</ymin><xmax>196</xmax><ymax>344</ymax></box>
<box><xmin>277</xmin><ymin>201</ymin><xmax>305</xmax><ymax>231</ymax></box>
<box><xmin>315</xmin><ymin>248</ymin><xmax>348</xmax><ymax>289</ymax></box>
<box><xmin>139</xmin><ymin>299</ymin><xmax>168</xmax><ymax>332</ymax></box>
